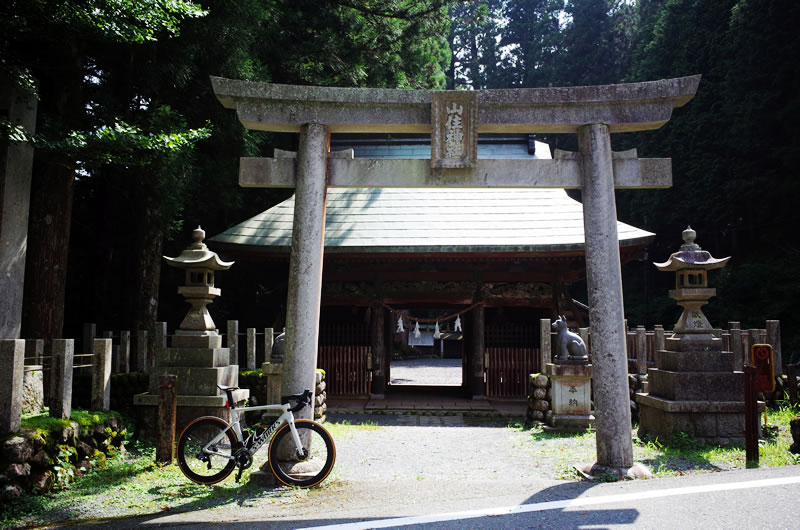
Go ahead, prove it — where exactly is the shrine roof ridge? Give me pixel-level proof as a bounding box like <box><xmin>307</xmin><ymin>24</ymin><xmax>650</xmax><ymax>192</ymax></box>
<box><xmin>210</xmin><ymin>75</ymin><xmax>700</xmax><ymax>134</ymax></box>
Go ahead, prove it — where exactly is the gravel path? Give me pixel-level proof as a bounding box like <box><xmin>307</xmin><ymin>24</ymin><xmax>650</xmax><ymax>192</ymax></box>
<box><xmin>390</xmin><ymin>358</ymin><xmax>462</xmax><ymax>385</ymax></box>
<box><xmin>134</xmin><ymin>413</ymin><xmax>581</xmax><ymax>527</ymax></box>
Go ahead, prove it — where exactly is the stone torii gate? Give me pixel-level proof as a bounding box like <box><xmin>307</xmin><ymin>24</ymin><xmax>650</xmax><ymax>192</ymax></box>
<box><xmin>212</xmin><ymin>75</ymin><xmax>700</xmax><ymax>475</ymax></box>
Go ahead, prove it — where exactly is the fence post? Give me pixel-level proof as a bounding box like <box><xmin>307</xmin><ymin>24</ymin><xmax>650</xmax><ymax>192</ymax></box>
<box><xmin>766</xmin><ymin>320</ymin><xmax>782</xmax><ymax>376</ymax></box>
<box><xmin>748</xmin><ymin>329</ymin><xmax>761</xmax><ymax>366</ymax></box>
<box><xmin>154</xmin><ymin>322</ymin><xmax>167</xmax><ymax>352</ymax></box>
<box><xmin>91</xmin><ymin>338</ymin><xmax>112</xmax><ymax>411</ymax></box>
<box><xmin>635</xmin><ymin>326</ymin><xmax>648</xmax><ymax>375</ymax></box>
<box><xmin>730</xmin><ymin>325</ymin><xmax>743</xmax><ymax>371</ymax></box>
<box><xmin>654</xmin><ymin>324</ymin><xmax>665</xmax><ymax>351</ymax></box>
<box><xmin>83</xmin><ymin>323</ymin><xmax>96</xmax><ymax>354</ymax></box>
<box><xmin>102</xmin><ymin>331</ymin><xmax>117</xmax><ymax>374</ymax></box>
<box><xmin>0</xmin><ymin>340</ymin><xmax>25</xmax><ymax>435</ymax></box>
<box><xmin>579</xmin><ymin>327</ymin><xmax>590</xmax><ymax>354</ymax></box>
<box><xmin>25</xmin><ymin>339</ymin><xmax>44</xmax><ymax>366</ymax></box>
<box><xmin>539</xmin><ymin>319</ymin><xmax>551</xmax><ymax>372</ymax></box>
<box><xmin>50</xmin><ymin>339</ymin><xmax>74</xmax><ymax>420</ymax></box>
<box><xmin>136</xmin><ymin>330</ymin><xmax>149</xmax><ymax>372</ymax></box>
<box><xmin>246</xmin><ymin>328</ymin><xmax>256</xmax><ymax>371</ymax></box>
<box><xmin>119</xmin><ymin>331</ymin><xmax>131</xmax><ymax>373</ymax></box>
<box><xmin>156</xmin><ymin>375</ymin><xmax>178</xmax><ymax>464</ymax></box>
<box><xmin>227</xmin><ymin>320</ymin><xmax>239</xmax><ymax>366</ymax></box>
<box><xmin>264</xmin><ymin>327</ymin><xmax>274</xmax><ymax>361</ymax></box>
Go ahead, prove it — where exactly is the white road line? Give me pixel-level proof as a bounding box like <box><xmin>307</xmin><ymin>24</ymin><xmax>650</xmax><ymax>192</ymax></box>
<box><xmin>305</xmin><ymin>475</ymin><xmax>800</xmax><ymax>529</ymax></box>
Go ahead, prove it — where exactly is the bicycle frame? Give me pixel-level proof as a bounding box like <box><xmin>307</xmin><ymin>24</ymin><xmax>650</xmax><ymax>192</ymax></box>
<box><xmin>200</xmin><ymin>402</ymin><xmax>304</xmax><ymax>461</ymax></box>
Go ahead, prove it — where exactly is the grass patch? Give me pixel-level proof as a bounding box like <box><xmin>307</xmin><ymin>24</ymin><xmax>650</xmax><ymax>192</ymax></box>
<box><xmin>0</xmin><ymin>440</ymin><xmax>322</xmax><ymax>528</ymax></box>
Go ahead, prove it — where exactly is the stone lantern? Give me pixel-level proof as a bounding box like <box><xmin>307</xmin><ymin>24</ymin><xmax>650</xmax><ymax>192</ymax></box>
<box><xmin>654</xmin><ymin>226</ymin><xmax>729</xmax><ymax>342</ymax></box>
<box><xmin>164</xmin><ymin>226</ymin><xmax>233</xmax><ymax>345</ymax></box>
<box><xmin>134</xmin><ymin>226</ymin><xmax>247</xmax><ymax>438</ymax></box>
<box><xmin>636</xmin><ymin>226</ymin><xmax>752</xmax><ymax>446</ymax></box>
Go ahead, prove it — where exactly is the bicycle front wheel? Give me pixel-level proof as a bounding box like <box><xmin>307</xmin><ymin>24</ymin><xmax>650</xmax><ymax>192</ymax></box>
<box><xmin>177</xmin><ymin>416</ymin><xmax>238</xmax><ymax>485</ymax></box>
<box><xmin>268</xmin><ymin>420</ymin><xmax>335</xmax><ymax>488</ymax></box>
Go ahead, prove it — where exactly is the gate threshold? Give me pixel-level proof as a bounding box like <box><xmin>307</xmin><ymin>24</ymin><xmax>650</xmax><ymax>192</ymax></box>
<box><xmin>327</xmin><ymin>387</ymin><xmax>526</xmax><ymax>417</ymax></box>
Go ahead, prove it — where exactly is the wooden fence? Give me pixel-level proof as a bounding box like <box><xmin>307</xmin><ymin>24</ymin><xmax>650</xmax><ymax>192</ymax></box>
<box><xmin>317</xmin><ymin>323</ymin><xmax>371</xmax><ymax>397</ymax></box>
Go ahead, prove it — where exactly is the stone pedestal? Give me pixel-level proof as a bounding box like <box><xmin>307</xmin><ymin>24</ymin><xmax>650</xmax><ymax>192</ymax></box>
<box><xmin>544</xmin><ymin>362</ymin><xmax>594</xmax><ymax>431</ymax></box>
<box><xmin>636</xmin><ymin>337</ymin><xmax>757</xmax><ymax>445</ymax></box>
<box><xmin>134</xmin><ymin>332</ymin><xmax>248</xmax><ymax>438</ymax></box>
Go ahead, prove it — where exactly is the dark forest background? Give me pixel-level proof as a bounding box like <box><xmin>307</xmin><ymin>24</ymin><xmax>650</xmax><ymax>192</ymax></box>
<box><xmin>2</xmin><ymin>0</ymin><xmax>798</xmax><ymax>359</ymax></box>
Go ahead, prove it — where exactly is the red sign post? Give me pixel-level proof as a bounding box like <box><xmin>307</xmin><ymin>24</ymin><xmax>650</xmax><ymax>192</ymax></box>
<box><xmin>752</xmin><ymin>344</ymin><xmax>775</xmax><ymax>393</ymax></box>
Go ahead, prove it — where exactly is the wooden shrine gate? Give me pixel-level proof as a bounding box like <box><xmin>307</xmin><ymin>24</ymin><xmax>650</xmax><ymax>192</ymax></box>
<box><xmin>485</xmin><ymin>324</ymin><xmax>539</xmax><ymax>398</ymax></box>
<box><xmin>317</xmin><ymin>323</ymin><xmax>371</xmax><ymax>396</ymax></box>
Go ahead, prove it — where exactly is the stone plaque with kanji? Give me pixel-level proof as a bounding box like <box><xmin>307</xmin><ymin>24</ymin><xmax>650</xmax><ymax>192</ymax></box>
<box><xmin>431</xmin><ymin>91</ymin><xmax>477</xmax><ymax>169</ymax></box>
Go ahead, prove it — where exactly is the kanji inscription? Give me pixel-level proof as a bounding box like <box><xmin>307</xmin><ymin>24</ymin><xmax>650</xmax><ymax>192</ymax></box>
<box><xmin>431</xmin><ymin>91</ymin><xmax>477</xmax><ymax>169</ymax></box>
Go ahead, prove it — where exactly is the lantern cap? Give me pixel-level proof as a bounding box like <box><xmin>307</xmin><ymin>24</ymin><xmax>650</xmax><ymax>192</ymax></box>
<box><xmin>164</xmin><ymin>226</ymin><xmax>234</xmax><ymax>271</ymax></box>
<box><xmin>654</xmin><ymin>226</ymin><xmax>729</xmax><ymax>271</ymax></box>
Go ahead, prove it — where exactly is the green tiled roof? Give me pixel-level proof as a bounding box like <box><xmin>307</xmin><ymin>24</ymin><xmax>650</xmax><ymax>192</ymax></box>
<box><xmin>209</xmin><ymin>187</ymin><xmax>654</xmax><ymax>254</ymax></box>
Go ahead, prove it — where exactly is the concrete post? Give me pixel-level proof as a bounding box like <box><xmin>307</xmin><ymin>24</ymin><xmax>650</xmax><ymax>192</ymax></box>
<box><xmin>635</xmin><ymin>326</ymin><xmax>648</xmax><ymax>375</ymax></box>
<box><xmin>283</xmin><ymin>122</ymin><xmax>329</xmax><ymax>421</ymax></box>
<box><xmin>0</xmin><ymin>340</ymin><xmax>25</xmax><ymax>435</ymax></box>
<box><xmin>766</xmin><ymin>320</ymin><xmax>781</xmax><ymax>376</ymax></box>
<box><xmin>264</xmin><ymin>327</ymin><xmax>274</xmax><ymax>361</ymax></box>
<box><xmin>0</xmin><ymin>83</ymin><xmax>36</xmax><ymax>340</ymax></box>
<box><xmin>729</xmin><ymin>326</ymin><xmax>743</xmax><ymax>371</ymax></box>
<box><xmin>246</xmin><ymin>328</ymin><xmax>256</xmax><ymax>370</ymax></box>
<box><xmin>369</xmin><ymin>305</ymin><xmax>385</xmax><ymax>396</ymax></box>
<box><xmin>50</xmin><ymin>339</ymin><xmax>74</xmax><ymax>420</ymax></box>
<box><xmin>654</xmin><ymin>325</ymin><xmax>665</xmax><ymax>353</ymax></box>
<box><xmin>120</xmin><ymin>331</ymin><xmax>131</xmax><ymax>373</ymax></box>
<box><xmin>154</xmin><ymin>322</ymin><xmax>167</xmax><ymax>352</ymax></box>
<box><xmin>227</xmin><ymin>320</ymin><xmax>239</xmax><ymax>366</ymax></box>
<box><xmin>25</xmin><ymin>339</ymin><xmax>44</xmax><ymax>365</ymax></box>
<box><xmin>103</xmin><ymin>331</ymin><xmax>116</xmax><ymax>373</ymax></box>
<box><xmin>83</xmin><ymin>323</ymin><xmax>97</xmax><ymax>355</ymax></box>
<box><xmin>136</xmin><ymin>330</ymin><xmax>149</xmax><ymax>372</ymax></box>
<box><xmin>578</xmin><ymin>123</ymin><xmax>633</xmax><ymax>470</ymax></box>
<box><xmin>91</xmin><ymin>338</ymin><xmax>112</xmax><ymax>411</ymax></box>
<box><xmin>539</xmin><ymin>318</ymin><xmax>551</xmax><ymax>372</ymax></box>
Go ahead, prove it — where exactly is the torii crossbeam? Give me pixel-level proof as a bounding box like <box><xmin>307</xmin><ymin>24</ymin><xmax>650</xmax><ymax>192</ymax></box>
<box><xmin>212</xmin><ymin>75</ymin><xmax>700</xmax><ymax>474</ymax></box>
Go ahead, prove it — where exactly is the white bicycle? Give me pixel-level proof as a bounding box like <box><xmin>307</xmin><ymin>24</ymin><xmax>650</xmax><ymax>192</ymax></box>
<box><xmin>177</xmin><ymin>386</ymin><xmax>335</xmax><ymax>488</ymax></box>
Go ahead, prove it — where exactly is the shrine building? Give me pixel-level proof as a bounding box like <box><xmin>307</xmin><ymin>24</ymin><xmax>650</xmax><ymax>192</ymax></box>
<box><xmin>210</xmin><ymin>134</ymin><xmax>653</xmax><ymax>399</ymax></box>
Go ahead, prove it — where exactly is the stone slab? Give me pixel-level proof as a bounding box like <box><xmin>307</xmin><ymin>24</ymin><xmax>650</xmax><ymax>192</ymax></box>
<box><xmin>637</xmin><ymin>400</ymin><xmax>752</xmax><ymax>446</ymax></box>
<box><xmin>134</xmin><ymin>388</ymin><xmax>249</xmax><ymax>407</ymax></box>
<box><xmin>546</xmin><ymin>414</ymin><xmax>595</xmax><ymax>431</ymax></box>
<box><xmin>634</xmin><ymin>393</ymin><xmax>759</xmax><ymax>413</ymax></box>
<box><xmin>171</xmin><ymin>332</ymin><xmax>222</xmax><ymax>349</ymax></box>
<box><xmin>647</xmin><ymin>369</ymin><xmax>743</xmax><ymax>401</ymax></box>
<box><xmin>665</xmin><ymin>337</ymin><xmax>722</xmax><ymax>353</ymax></box>
<box><xmin>148</xmin><ymin>365</ymin><xmax>239</xmax><ymax>395</ymax></box>
<box><xmin>550</xmin><ymin>375</ymin><xmax>592</xmax><ymax>415</ymax></box>
<box><xmin>545</xmin><ymin>363</ymin><xmax>592</xmax><ymax>377</ymax></box>
<box><xmin>155</xmin><ymin>347</ymin><xmax>232</xmax><ymax>368</ymax></box>
<box><xmin>657</xmin><ymin>349</ymin><xmax>734</xmax><ymax>373</ymax></box>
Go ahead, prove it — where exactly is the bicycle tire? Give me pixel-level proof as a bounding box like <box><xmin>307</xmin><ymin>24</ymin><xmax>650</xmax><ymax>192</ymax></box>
<box><xmin>177</xmin><ymin>416</ymin><xmax>238</xmax><ymax>485</ymax></box>
<box><xmin>268</xmin><ymin>420</ymin><xmax>335</xmax><ymax>488</ymax></box>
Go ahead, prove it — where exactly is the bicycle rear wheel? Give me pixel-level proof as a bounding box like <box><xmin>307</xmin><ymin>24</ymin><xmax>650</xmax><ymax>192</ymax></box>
<box><xmin>268</xmin><ymin>420</ymin><xmax>335</xmax><ymax>488</ymax></box>
<box><xmin>177</xmin><ymin>416</ymin><xmax>238</xmax><ymax>485</ymax></box>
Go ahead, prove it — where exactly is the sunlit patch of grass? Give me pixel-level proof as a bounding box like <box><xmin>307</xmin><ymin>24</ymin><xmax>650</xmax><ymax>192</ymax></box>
<box><xmin>0</xmin><ymin>440</ymin><xmax>310</xmax><ymax>528</ymax></box>
<box><xmin>324</xmin><ymin>419</ymin><xmax>382</xmax><ymax>440</ymax></box>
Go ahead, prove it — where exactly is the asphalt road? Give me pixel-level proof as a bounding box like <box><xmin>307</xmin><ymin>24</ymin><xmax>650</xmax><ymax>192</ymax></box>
<box><xmin>100</xmin><ymin>464</ymin><xmax>800</xmax><ymax>528</ymax></box>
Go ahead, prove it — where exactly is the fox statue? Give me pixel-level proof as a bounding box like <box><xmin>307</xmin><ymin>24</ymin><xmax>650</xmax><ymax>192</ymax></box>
<box><xmin>551</xmin><ymin>315</ymin><xmax>588</xmax><ymax>362</ymax></box>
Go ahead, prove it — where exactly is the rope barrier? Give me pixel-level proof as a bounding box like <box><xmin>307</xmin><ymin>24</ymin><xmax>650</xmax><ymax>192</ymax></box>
<box><xmin>376</xmin><ymin>300</ymin><xmax>484</xmax><ymax>324</ymax></box>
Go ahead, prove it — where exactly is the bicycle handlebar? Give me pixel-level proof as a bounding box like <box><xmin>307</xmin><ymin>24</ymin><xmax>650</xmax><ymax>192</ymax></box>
<box><xmin>281</xmin><ymin>389</ymin><xmax>313</xmax><ymax>413</ymax></box>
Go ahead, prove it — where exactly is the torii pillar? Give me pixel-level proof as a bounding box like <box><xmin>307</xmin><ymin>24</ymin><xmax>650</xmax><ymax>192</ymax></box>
<box><xmin>212</xmin><ymin>75</ymin><xmax>700</xmax><ymax>474</ymax></box>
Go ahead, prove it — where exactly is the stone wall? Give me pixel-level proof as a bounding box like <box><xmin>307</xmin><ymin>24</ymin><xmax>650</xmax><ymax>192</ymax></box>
<box><xmin>0</xmin><ymin>414</ymin><xmax>126</xmax><ymax>498</ymax></box>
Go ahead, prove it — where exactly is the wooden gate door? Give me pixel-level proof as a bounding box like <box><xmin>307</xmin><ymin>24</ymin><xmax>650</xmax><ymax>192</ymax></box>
<box><xmin>317</xmin><ymin>323</ymin><xmax>371</xmax><ymax>396</ymax></box>
<box><xmin>485</xmin><ymin>324</ymin><xmax>539</xmax><ymax>398</ymax></box>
